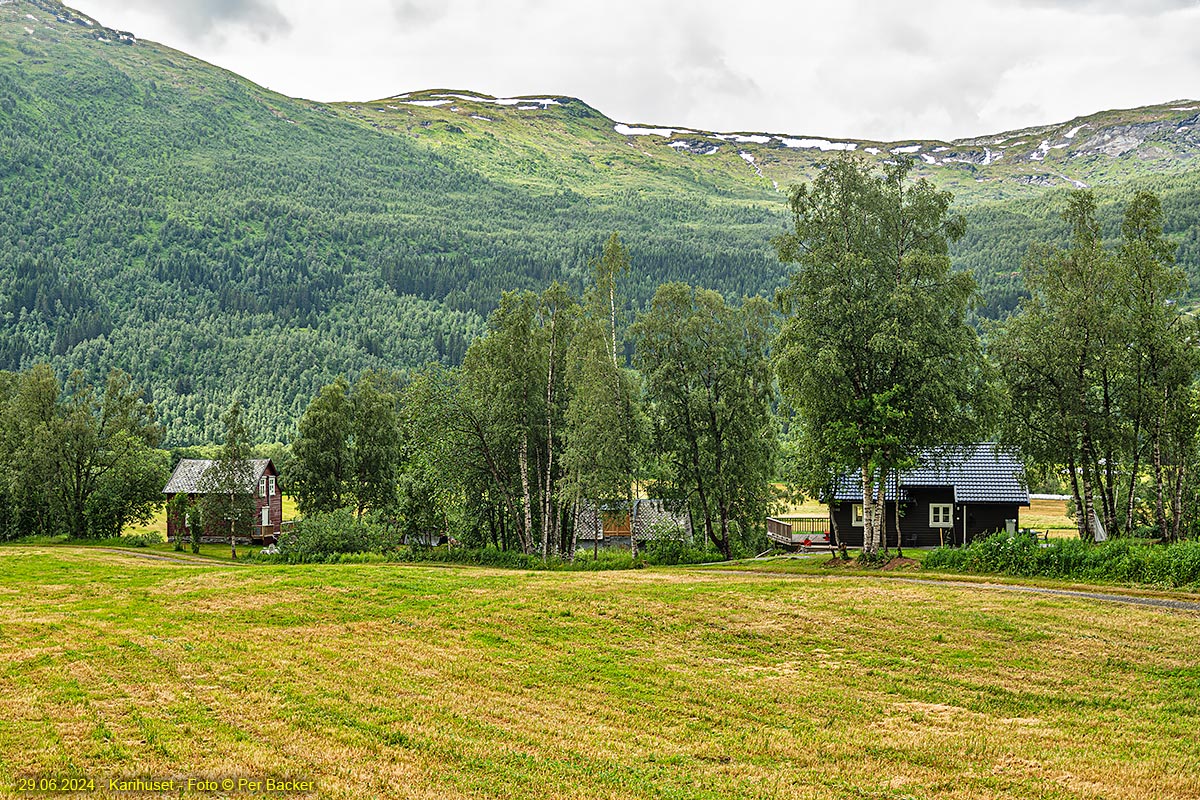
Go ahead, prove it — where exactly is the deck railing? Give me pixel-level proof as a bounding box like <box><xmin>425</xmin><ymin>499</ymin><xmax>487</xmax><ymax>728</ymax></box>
<box><xmin>767</xmin><ymin>516</ymin><xmax>832</xmax><ymax>547</ymax></box>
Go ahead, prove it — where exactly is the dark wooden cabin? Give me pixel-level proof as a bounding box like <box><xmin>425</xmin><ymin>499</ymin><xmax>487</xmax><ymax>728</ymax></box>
<box><xmin>831</xmin><ymin>444</ymin><xmax>1029</xmax><ymax>548</ymax></box>
<box><xmin>163</xmin><ymin>458</ymin><xmax>282</xmax><ymax>544</ymax></box>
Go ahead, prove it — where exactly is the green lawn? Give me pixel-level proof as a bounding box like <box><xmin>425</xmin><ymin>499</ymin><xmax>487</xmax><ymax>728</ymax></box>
<box><xmin>1</xmin><ymin>547</ymin><xmax>1198</xmax><ymax>799</ymax></box>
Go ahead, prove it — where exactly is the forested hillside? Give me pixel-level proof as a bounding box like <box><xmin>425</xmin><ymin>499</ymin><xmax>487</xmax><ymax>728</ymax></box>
<box><xmin>2</xmin><ymin>0</ymin><xmax>1200</xmax><ymax>443</ymax></box>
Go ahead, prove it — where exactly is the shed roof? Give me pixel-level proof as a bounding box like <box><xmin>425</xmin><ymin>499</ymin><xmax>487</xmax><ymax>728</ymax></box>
<box><xmin>163</xmin><ymin>458</ymin><xmax>273</xmax><ymax>495</ymax></box>
<box><xmin>833</xmin><ymin>444</ymin><xmax>1028</xmax><ymax>505</ymax></box>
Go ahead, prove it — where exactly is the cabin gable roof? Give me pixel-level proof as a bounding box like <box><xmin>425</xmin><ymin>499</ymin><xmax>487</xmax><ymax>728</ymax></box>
<box><xmin>163</xmin><ymin>458</ymin><xmax>274</xmax><ymax>495</ymax></box>
<box><xmin>833</xmin><ymin>444</ymin><xmax>1028</xmax><ymax>505</ymax></box>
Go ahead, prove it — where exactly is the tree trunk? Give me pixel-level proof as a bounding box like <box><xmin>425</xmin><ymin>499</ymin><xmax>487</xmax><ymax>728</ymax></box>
<box><xmin>1067</xmin><ymin>451</ymin><xmax>1087</xmax><ymax>541</ymax></box>
<box><xmin>519</xmin><ymin>431</ymin><xmax>534</xmax><ymax>554</ymax></box>
<box><xmin>893</xmin><ymin>477</ymin><xmax>903</xmax><ymax>558</ymax></box>
<box><xmin>1170</xmin><ymin>462</ymin><xmax>1187</xmax><ymax>542</ymax></box>
<box><xmin>629</xmin><ymin>492</ymin><xmax>639</xmax><ymax>560</ymax></box>
<box><xmin>861</xmin><ymin>465</ymin><xmax>878</xmax><ymax>556</ymax></box>
<box><xmin>1152</xmin><ymin>420</ymin><xmax>1168</xmax><ymax>539</ymax></box>
<box><xmin>828</xmin><ymin>500</ymin><xmax>844</xmax><ymax>560</ymax></box>
<box><xmin>569</xmin><ymin>497</ymin><xmax>579</xmax><ymax>563</ymax></box>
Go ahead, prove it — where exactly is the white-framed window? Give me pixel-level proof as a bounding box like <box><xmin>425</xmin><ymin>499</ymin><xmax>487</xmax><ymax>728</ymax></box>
<box><xmin>259</xmin><ymin>476</ymin><xmax>267</xmax><ymax>497</ymax></box>
<box><xmin>851</xmin><ymin>504</ymin><xmax>864</xmax><ymax>527</ymax></box>
<box><xmin>930</xmin><ymin>503</ymin><xmax>953</xmax><ymax>528</ymax></box>
<box><xmin>269</xmin><ymin>475</ymin><xmax>276</xmax><ymax>496</ymax></box>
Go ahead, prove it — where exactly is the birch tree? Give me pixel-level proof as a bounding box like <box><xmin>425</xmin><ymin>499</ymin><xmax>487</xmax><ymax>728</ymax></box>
<box><xmin>633</xmin><ymin>284</ymin><xmax>776</xmax><ymax>559</ymax></box>
<box><xmin>773</xmin><ymin>155</ymin><xmax>988</xmax><ymax>556</ymax></box>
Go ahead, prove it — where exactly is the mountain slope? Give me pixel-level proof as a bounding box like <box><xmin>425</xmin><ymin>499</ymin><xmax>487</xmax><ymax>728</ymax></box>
<box><xmin>2</xmin><ymin>0</ymin><xmax>1199</xmax><ymax>443</ymax></box>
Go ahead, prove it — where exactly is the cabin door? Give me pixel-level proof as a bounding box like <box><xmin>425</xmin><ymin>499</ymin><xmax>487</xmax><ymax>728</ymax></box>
<box><xmin>261</xmin><ymin>506</ymin><xmax>270</xmax><ymax>527</ymax></box>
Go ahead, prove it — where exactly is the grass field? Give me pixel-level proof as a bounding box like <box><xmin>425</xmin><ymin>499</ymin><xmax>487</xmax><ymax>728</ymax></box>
<box><xmin>1</xmin><ymin>548</ymin><xmax>1199</xmax><ymax>798</ymax></box>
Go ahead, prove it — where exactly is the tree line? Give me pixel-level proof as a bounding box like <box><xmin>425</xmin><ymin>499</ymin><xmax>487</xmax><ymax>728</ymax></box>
<box><xmin>2</xmin><ymin>155</ymin><xmax>1197</xmax><ymax>558</ymax></box>
<box><xmin>287</xmin><ymin>234</ymin><xmax>777</xmax><ymax>560</ymax></box>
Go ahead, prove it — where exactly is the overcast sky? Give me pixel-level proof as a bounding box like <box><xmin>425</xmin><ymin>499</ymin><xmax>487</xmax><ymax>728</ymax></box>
<box><xmin>68</xmin><ymin>0</ymin><xmax>1200</xmax><ymax>142</ymax></box>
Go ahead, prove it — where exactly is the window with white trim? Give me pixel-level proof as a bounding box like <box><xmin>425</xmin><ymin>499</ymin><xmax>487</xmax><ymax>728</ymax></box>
<box><xmin>269</xmin><ymin>475</ymin><xmax>276</xmax><ymax>496</ymax></box>
<box><xmin>929</xmin><ymin>503</ymin><xmax>953</xmax><ymax>527</ymax></box>
<box><xmin>259</xmin><ymin>476</ymin><xmax>267</xmax><ymax>497</ymax></box>
<box><xmin>851</xmin><ymin>504</ymin><xmax>864</xmax><ymax>527</ymax></box>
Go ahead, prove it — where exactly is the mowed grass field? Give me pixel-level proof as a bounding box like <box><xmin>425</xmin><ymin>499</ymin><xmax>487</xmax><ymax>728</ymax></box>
<box><xmin>1</xmin><ymin>548</ymin><xmax>1199</xmax><ymax>799</ymax></box>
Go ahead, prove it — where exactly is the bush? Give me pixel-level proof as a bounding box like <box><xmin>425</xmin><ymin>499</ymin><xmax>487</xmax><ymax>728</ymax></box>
<box><xmin>925</xmin><ymin>533</ymin><xmax>1200</xmax><ymax>589</ymax></box>
<box><xmin>640</xmin><ymin>539</ymin><xmax>726</xmax><ymax>565</ymax></box>
<box><xmin>271</xmin><ymin>508</ymin><xmax>401</xmax><ymax>564</ymax></box>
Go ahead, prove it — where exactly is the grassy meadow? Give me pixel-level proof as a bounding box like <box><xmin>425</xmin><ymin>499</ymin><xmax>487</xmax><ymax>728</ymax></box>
<box><xmin>1</xmin><ymin>547</ymin><xmax>1199</xmax><ymax>798</ymax></box>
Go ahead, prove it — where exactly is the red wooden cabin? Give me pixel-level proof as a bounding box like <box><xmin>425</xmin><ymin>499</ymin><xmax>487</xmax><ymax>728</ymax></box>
<box><xmin>163</xmin><ymin>458</ymin><xmax>283</xmax><ymax>544</ymax></box>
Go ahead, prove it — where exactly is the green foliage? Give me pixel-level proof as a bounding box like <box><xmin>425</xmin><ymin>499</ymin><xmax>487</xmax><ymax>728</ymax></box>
<box><xmin>992</xmin><ymin>189</ymin><xmax>1200</xmax><ymax>540</ymax></box>
<box><xmin>773</xmin><ymin>155</ymin><xmax>991</xmax><ymax>555</ymax></box>
<box><xmin>633</xmin><ymin>283</ymin><xmax>777</xmax><ymax>559</ymax></box>
<box><xmin>166</xmin><ymin>492</ymin><xmax>186</xmax><ymax>551</ymax></box>
<box><xmin>292</xmin><ymin>378</ymin><xmax>352</xmax><ymax>514</ymax></box>
<box><xmin>8</xmin><ymin>4</ymin><xmax>1198</xmax><ymax>447</ymax></box>
<box><xmin>0</xmin><ymin>10</ymin><xmax>787</xmax><ymax>444</ymax></box>
<box><xmin>639</xmin><ymin>538</ymin><xmax>724</xmax><ymax>565</ymax></box>
<box><xmin>0</xmin><ymin>364</ymin><xmax>166</xmax><ymax>540</ymax></box>
<box><xmin>925</xmin><ymin>532</ymin><xmax>1200</xmax><ymax>589</ymax></box>
<box><xmin>273</xmin><ymin>508</ymin><xmax>401</xmax><ymax>564</ymax></box>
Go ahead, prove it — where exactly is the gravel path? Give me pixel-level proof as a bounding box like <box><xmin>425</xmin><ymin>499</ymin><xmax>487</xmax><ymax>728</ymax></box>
<box><xmin>704</xmin><ymin>569</ymin><xmax>1200</xmax><ymax>612</ymax></box>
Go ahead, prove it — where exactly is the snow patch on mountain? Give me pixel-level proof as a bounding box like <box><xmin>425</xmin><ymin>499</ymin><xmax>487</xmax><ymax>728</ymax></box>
<box><xmin>864</xmin><ymin>147</ymin><xmax>881</xmax><ymax>155</ymax></box>
<box><xmin>891</xmin><ymin>144</ymin><xmax>922</xmax><ymax>154</ymax></box>
<box><xmin>435</xmin><ymin>93</ymin><xmax>561</xmax><ymax>107</ymax></box>
<box><xmin>400</xmin><ymin>99</ymin><xmax>450</xmax><ymax>107</ymax></box>
<box><xmin>739</xmin><ymin>151</ymin><xmax>765</xmax><ymax>180</ymax></box>
<box><xmin>778</xmin><ymin>137</ymin><xmax>856</xmax><ymax>151</ymax></box>
<box><xmin>713</xmin><ymin>133</ymin><xmax>771</xmax><ymax>144</ymax></box>
<box><xmin>1030</xmin><ymin>140</ymin><xmax>1052</xmax><ymax>161</ymax></box>
<box><xmin>615</xmin><ymin>123</ymin><xmax>676</xmax><ymax>137</ymax></box>
<box><xmin>1064</xmin><ymin>124</ymin><xmax>1086</xmax><ymax>139</ymax></box>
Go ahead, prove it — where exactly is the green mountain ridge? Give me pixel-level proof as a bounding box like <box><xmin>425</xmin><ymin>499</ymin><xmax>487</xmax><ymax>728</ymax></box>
<box><xmin>3</xmin><ymin>0</ymin><xmax>1200</xmax><ymax>443</ymax></box>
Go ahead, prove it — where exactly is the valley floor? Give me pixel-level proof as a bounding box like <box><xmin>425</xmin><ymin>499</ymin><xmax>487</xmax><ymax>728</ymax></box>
<box><xmin>1</xmin><ymin>547</ymin><xmax>1198</xmax><ymax>799</ymax></box>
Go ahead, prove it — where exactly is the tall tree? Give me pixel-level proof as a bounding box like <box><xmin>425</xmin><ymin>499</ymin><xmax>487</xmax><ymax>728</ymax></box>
<box><xmin>53</xmin><ymin>369</ymin><xmax>164</xmax><ymax>540</ymax></box>
<box><xmin>535</xmin><ymin>283</ymin><xmax>579</xmax><ymax>559</ymax></box>
<box><xmin>773</xmin><ymin>155</ymin><xmax>988</xmax><ymax>555</ymax></box>
<box><xmin>633</xmin><ymin>283</ymin><xmax>777</xmax><ymax>559</ymax></box>
<box><xmin>293</xmin><ymin>377</ymin><xmax>352</xmax><ymax>514</ymax></box>
<box><xmin>0</xmin><ymin>366</ymin><xmax>59</xmax><ymax>539</ymax></box>
<box><xmin>562</xmin><ymin>239</ymin><xmax>643</xmax><ymax>559</ymax></box>
<box><xmin>349</xmin><ymin>370</ymin><xmax>403</xmax><ymax>519</ymax></box>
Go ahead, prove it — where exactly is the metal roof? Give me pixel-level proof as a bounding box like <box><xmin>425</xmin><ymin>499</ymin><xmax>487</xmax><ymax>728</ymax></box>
<box><xmin>163</xmin><ymin>458</ymin><xmax>273</xmax><ymax>495</ymax></box>
<box><xmin>833</xmin><ymin>444</ymin><xmax>1028</xmax><ymax>505</ymax></box>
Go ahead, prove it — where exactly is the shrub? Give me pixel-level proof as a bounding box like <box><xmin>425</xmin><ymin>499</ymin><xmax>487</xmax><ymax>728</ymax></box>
<box><xmin>273</xmin><ymin>508</ymin><xmax>401</xmax><ymax>564</ymax></box>
<box><xmin>925</xmin><ymin>533</ymin><xmax>1200</xmax><ymax>589</ymax></box>
<box><xmin>640</xmin><ymin>537</ymin><xmax>724</xmax><ymax>565</ymax></box>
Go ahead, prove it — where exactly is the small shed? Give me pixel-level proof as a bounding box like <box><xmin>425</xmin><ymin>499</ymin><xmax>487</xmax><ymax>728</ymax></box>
<box><xmin>163</xmin><ymin>458</ymin><xmax>282</xmax><ymax>544</ymax></box>
<box><xmin>575</xmin><ymin>499</ymin><xmax>692</xmax><ymax>551</ymax></box>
